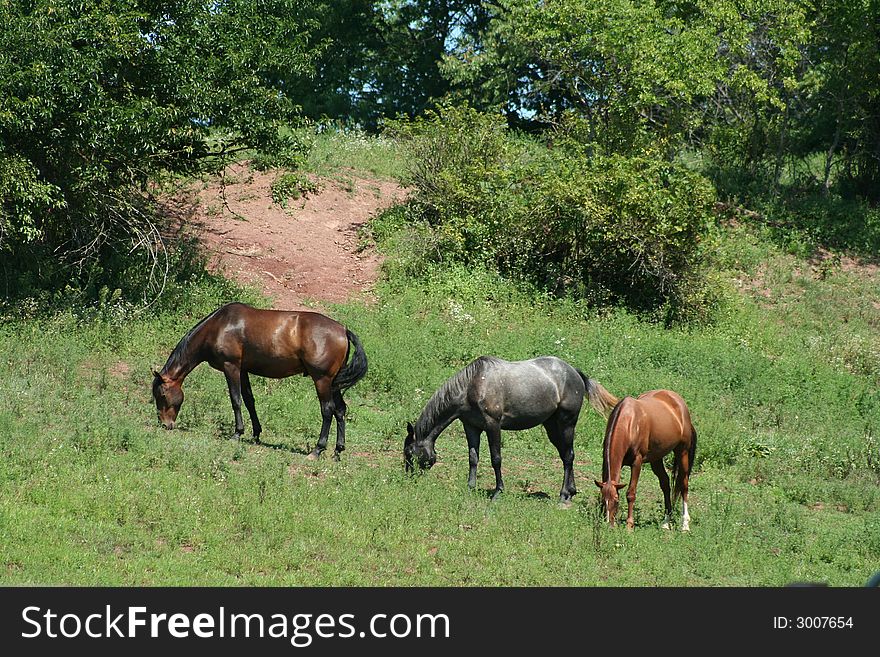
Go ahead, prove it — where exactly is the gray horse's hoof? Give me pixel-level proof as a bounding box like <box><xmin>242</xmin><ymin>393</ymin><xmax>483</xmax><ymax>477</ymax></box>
<box><xmin>306</xmin><ymin>449</ymin><xmax>323</xmax><ymax>461</ymax></box>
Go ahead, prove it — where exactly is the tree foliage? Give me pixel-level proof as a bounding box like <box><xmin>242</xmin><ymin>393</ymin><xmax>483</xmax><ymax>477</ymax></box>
<box><xmin>391</xmin><ymin>105</ymin><xmax>717</xmax><ymax>320</ymax></box>
<box><xmin>3</xmin><ymin>0</ymin><xmax>878</xmax><ymax>310</ymax></box>
<box><xmin>0</xmin><ymin>0</ymin><xmax>318</xmax><ymax>299</ymax></box>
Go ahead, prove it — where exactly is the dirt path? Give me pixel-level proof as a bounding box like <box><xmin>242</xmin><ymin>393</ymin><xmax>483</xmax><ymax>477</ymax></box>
<box><xmin>173</xmin><ymin>163</ymin><xmax>406</xmax><ymax>310</ymax></box>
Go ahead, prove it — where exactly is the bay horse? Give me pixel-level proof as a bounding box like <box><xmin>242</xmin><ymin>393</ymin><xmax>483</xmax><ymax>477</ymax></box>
<box><xmin>151</xmin><ymin>302</ymin><xmax>368</xmax><ymax>460</ymax></box>
<box><xmin>403</xmin><ymin>356</ymin><xmax>619</xmax><ymax>503</ymax></box>
<box><xmin>594</xmin><ymin>389</ymin><xmax>697</xmax><ymax>530</ymax></box>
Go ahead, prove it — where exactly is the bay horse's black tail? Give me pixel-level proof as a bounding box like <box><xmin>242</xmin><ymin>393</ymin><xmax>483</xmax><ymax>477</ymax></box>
<box><xmin>672</xmin><ymin>426</ymin><xmax>697</xmax><ymax>504</ymax></box>
<box><xmin>576</xmin><ymin>369</ymin><xmax>620</xmax><ymax>419</ymax></box>
<box><xmin>332</xmin><ymin>329</ymin><xmax>368</xmax><ymax>393</ymax></box>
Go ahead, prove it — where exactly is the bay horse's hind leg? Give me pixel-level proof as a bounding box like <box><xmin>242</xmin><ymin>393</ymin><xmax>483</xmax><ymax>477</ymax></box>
<box><xmin>240</xmin><ymin>371</ymin><xmax>262</xmax><ymax>442</ymax></box>
<box><xmin>331</xmin><ymin>389</ymin><xmax>346</xmax><ymax>461</ymax></box>
<box><xmin>650</xmin><ymin>459</ymin><xmax>672</xmax><ymax>529</ymax></box>
<box><xmin>307</xmin><ymin>377</ymin><xmax>335</xmax><ymax>460</ymax></box>
<box><xmin>544</xmin><ymin>417</ymin><xmax>577</xmax><ymax>507</ymax></box>
<box><xmin>223</xmin><ymin>363</ymin><xmax>245</xmax><ymax>440</ymax></box>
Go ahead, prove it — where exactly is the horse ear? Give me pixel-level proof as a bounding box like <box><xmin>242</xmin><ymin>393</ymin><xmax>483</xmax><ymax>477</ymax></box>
<box><xmin>615</xmin><ymin>482</ymin><xmax>626</xmax><ymax>491</ymax></box>
<box><xmin>404</xmin><ymin>423</ymin><xmax>415</xmax><ymax>447</ymax></box>
<box><xmin>594</xmin><ymin>479</ymin><xmax>603</xmax><ymax>489</ymax></box>
<box><xmin>151</xmin><ymin>365</ymin><xmax>161</xmax><ymax>378</ymax></box>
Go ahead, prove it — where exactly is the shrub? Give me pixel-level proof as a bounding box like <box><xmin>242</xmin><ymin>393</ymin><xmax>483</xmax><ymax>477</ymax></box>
<box><xmin>271</xmin><ymin>172</ymin><xmax>321</xmax><ymax>208</ymax></box>
<box><xmin>389</xmin><ymin>105</ymin><xmax>718</xmax><ymax>320</ymax></box>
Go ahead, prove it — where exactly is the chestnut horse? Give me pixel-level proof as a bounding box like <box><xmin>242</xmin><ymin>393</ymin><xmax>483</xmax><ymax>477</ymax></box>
<box><xmin>151</xmin><ymin>302</ymin><xmax>367</xmax><ymax>460</ymax></box>
<box><xmin>594</xmin><ymin>390</ymin><xmax>697</xmax><ymax>530</ymax></box>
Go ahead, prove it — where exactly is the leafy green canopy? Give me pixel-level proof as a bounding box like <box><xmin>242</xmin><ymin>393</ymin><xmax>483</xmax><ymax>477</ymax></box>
<box><xmin>388</xmin><ymin>105</ymin><xmax>717</xmax><ymax>322</ymax></box>
<box><xmin>0</xmin><ymin>0</ymin><xmax>320</xmax><ymax>299</ymax></box>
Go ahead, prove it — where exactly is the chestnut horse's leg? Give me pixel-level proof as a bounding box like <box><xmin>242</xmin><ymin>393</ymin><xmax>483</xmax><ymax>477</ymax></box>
<box><xmin>544</xmin><ymin>418</ymin><xmax>577</xmax><ymax>507</ymax></box>
<box><xmin>625</xmin><ymin>458</ymin><xmax>643</xmax><ymax>530</ymax></box>
<box><xmin>463</xmin><ymin>422</ymin><xmax>481</xmax><ymax>490</ymax></box>
<box><xmin>331</xmin><ymin>389</ymin><xmax>346</xmax><ymax>461</ymax></box>
<box><xmin>676</xmin><ymin>447</ymin><xmax>692</xmax><ymax>531</ymax></box>
<box><xmin>223</xmin><ymin>363</ymin><xmax>245</xmax><ymax>439</ymax></box>
<box><xmin>307</xmin><ymin>376</ymin><xmax>335</xmax><ymax>460</ymax></box>
<box><xmin>651</xmin><ymin>459</ymin><xmax>673</xmax><ymax>529</ymax></box>
<box><xmin>486</xmin><ymin>423</ymin><xmax>504</xmax><ymax>501</ymax></box>
<box><xmin>240</xmin><ymin>371</ymin><xmax>262</xmax><ymax>441</ymax></box>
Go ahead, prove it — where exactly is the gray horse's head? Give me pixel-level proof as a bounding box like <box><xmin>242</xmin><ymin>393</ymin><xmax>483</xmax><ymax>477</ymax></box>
<box><xmin>404</xmin><ymin>422</ymin><xmax>436</xmax><ymax>472</ymax></box>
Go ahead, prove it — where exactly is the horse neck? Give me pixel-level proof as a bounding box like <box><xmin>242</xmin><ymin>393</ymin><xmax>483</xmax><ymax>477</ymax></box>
<box><xmin>602</xmin><ymin>407</ymin><xmax>630</xmax><ymax>484</ymax></box>
<box><xmin>415</xmin><ymin>388</ymin><xmax>463</xmax><ymax>447</ymax></box>
<box><xmin>162</xmin><ymin>324</ymin><xmax>208</xmax><ymax>384</ymax></box>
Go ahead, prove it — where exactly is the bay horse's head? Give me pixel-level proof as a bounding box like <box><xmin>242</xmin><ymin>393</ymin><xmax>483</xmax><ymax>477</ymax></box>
<box><xmin>594</xmin><ymin>479</ymin><xmax>626</xmax><ymax>525</ymax></box>
<box><xmin>404</xmin><ymin>422</ymin><xmax>436</xmax><ymax>472</ymax></box>
<box><xmin>151</xmin><ymin>366</ymin><xmax>183</xmax><ymax>430</ymax></box>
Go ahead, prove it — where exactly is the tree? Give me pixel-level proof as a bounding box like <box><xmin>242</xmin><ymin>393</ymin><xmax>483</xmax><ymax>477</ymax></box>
<box><xmin>0</xmin><ymin>0</ymin><xmax>320</xmax><ymax>300</ymax></box>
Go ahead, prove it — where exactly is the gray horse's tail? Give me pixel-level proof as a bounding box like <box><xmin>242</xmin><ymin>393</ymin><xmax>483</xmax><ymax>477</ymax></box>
<box><xmin>332</xmin><ymin>329</ymin><xmax>368</xmax><ymax>393</ymax></box>
<box><xmin>576</xmin><ymin>370</ymin><xmax>620</xmax><ymax>418</ymax></box>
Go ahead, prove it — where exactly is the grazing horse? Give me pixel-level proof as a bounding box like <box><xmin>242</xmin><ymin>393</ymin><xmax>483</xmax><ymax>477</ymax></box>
<box><xmin>594</xmin><ymin>389</ymin><xmax>697</xmax><ymax>530</ymax></box>
<box><xmin>151</xmin><ymin>302</ymin><xmax>368</xmax><ymax>460</ymax></box>
<box><xmin>403</xmin><ymin>356</ymin><xmax>618</xmax><ymax>503</ymax></box>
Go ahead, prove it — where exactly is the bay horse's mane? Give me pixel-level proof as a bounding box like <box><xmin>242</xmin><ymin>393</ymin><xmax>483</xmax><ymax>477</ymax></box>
<box><xmin>415</xmin><ymin>356</ymin><xmax>500</xmax><ymax>439</ymax></box>
<box><xmin>156</xmin><ymin>304</ymin><xmax>227</xmax><ymax>383</ymax></box>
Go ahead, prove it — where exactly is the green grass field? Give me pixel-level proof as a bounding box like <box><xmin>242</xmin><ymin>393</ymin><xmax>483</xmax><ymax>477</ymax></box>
<box><xmin>1</xmin><ymin>134</ymin><xmax>878</xmax><ymax>586</ymax></box>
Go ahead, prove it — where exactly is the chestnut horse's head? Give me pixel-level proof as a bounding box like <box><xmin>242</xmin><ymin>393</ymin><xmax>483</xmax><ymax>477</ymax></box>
<box><xmin>594</xmin><ymin>479</ymin><xmax>626</xmax><ymax>525</ymax></box>
<box><xmin>151</xmin><ymin>366</ymin><xmax>183</xmax><ymax>430</ymax></box>
<box><xmin>404</xmin><ymin>421</ymin><xmax>436</xmax><ymax>472</ymax></box>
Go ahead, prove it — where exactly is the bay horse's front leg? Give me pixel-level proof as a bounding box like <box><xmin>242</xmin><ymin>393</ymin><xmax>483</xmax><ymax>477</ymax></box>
<box><xmin>240</xmin><ymin>371</ymin><xmax>262</xmax><ymax>441</ymax></box>
<box><xmin>307</xmin><ymin>376</ymin><xmax>334</xmax><ymax>460</ymax></box>
<box><xmin>625</xmin><ymin>459</ymin><xmax>643</xmax><ymax>530</ymax></box>
<box><xmin>463</xmin><ymin>422</ymin><xmax>481</xmax><ymax>490</ymax></box>
<box><xmin>486</xmin><ymin>424</ymin><xmax>504</xmax><ymax>500</ymax></box>
<box><xmin>222</xmin><ymin>363</ymin><xmax>245</xmax><ymax>440</ymax></box>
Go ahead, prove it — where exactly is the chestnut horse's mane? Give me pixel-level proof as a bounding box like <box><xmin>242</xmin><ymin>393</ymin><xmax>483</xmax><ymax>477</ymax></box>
<box><xmin>602</xmin><ymin>397</ymin><xmax>628</xmax><ymax>481</ymax></box>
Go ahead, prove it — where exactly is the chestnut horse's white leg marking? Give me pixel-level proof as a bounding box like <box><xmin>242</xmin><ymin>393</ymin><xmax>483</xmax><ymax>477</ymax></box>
<box><xmin>681</xmin><ymin>501</ymin><xmax>690</xmax><ymax>531</ymax></box>
<box><xmin>661</xmin><ymin>513</ymin><xmax>671</xmax><ymax>530</ymax></box>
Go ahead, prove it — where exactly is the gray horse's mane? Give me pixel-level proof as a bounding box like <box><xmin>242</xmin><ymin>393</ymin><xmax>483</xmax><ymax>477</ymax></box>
<box><xmin>415</xmin><ymin>356</ymin><xmax>500</xmax><ymax>439</ymax></box>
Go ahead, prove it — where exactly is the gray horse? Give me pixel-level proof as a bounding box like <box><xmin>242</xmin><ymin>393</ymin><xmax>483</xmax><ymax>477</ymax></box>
<box><xmin>404</xmin><ymin>356</ymin><xmax>618</xmax><ymax>503</ymax></box>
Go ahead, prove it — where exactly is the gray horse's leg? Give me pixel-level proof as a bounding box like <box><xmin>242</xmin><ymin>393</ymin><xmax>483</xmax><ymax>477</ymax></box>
<box><xmin>545</xmin><ymin>417</ymin><xmax>577</xmax><ymax>506</ymax></box>
<box><xmin>463</xmin><ymin>422</ymin><xmax>481</xmax><ymax>490</ymax></box>
<box><xmin>486</xmin><ymin>424</ymin><xmax>504</xmax><ymax>500</ymax></box>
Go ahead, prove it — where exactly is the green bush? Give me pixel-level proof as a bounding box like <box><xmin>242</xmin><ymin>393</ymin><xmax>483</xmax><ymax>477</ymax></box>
<box><xmin>270</xmin><ymin>171</ymin><xmax>321</xmax><ymax>208</ymax></box>
<box><xmin>389</xmin><ymin>105</ymin><xmax>718</xmax><ymax>321</ymax></box>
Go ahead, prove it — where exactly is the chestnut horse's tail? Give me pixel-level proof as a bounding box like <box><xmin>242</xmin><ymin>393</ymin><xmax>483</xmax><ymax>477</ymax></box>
<box><xmin>332</xmin><ymin>329</ymin><xmax>368</xmax><ymax>393</ymax></box>
<box><xmin>576</xmin><ymin>370</ymin><xmax>620</xmax><ymax>419</ymax></box>
<box><xmin>672</xmin><ymin>426</ymin><xmax>697</xmax><ymax>504</ymax></box>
